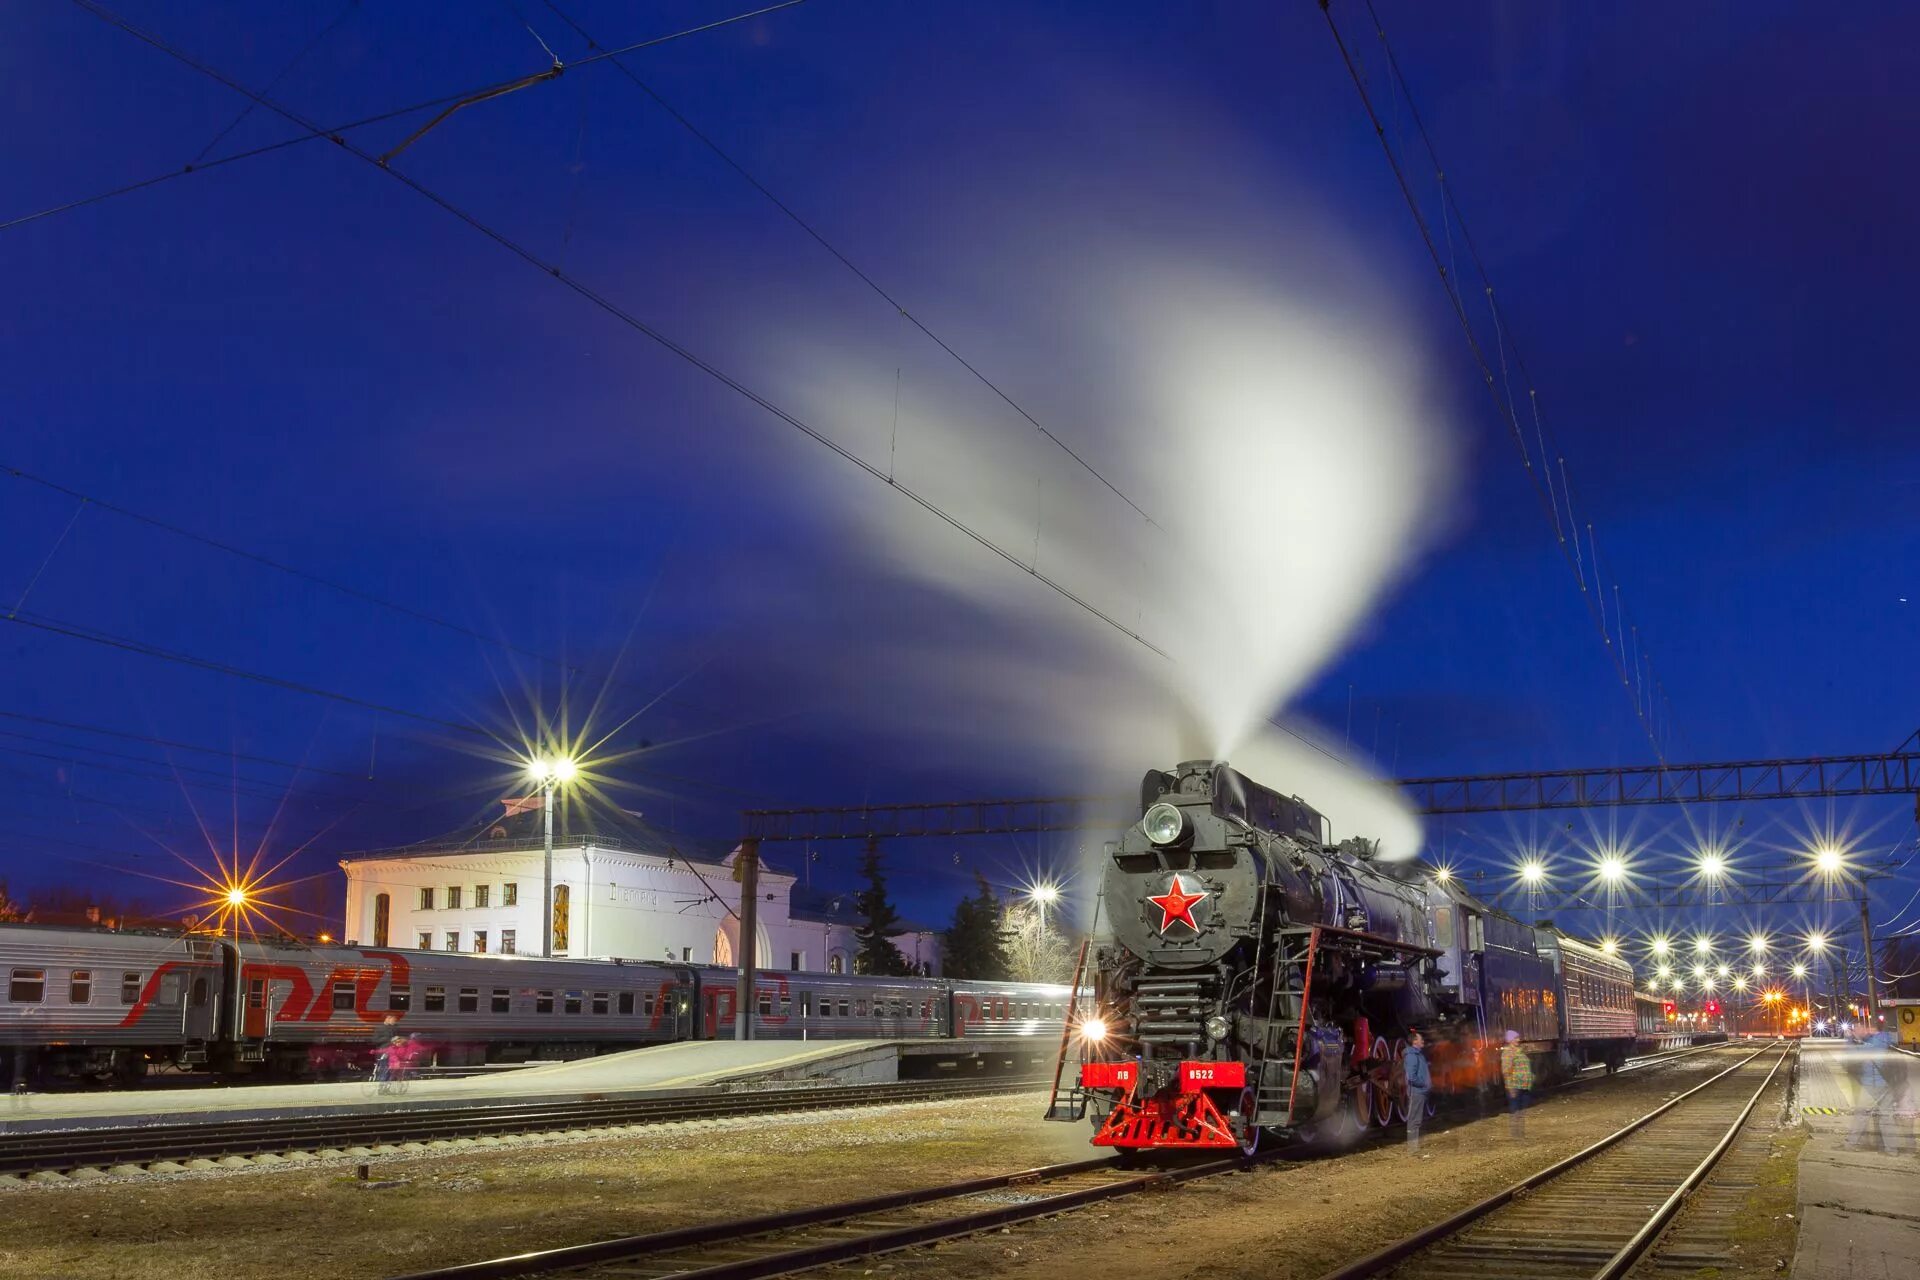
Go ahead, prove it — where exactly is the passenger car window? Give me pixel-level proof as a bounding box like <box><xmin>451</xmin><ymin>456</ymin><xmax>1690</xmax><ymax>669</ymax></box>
<box><xmin>9</xmin><ymin>969</ymin><xmax>45</xmax><ymax>1003</ymax></box>
<box><xmin>491</xmin><ymin>988</ymin><xmax>511</xmax><ymax>1014</ymax></box>
<box><xmin>120</xmin><ymin>971</ymin><xmax>142</xmax><ymax>1005</ymax></box>
<box><xmin>69</xmin><ymin>970</ymin><xmax>92</xmax><ymax>1004</ymax></box>
<box><xmin>425</xmin><ymin>986</ymin><xmax>446</xmax><ymax>1012</ymax></box>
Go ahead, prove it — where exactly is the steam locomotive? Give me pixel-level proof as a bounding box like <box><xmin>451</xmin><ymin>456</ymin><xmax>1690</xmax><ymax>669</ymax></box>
<box><xmin>1058</xmin><ymin>760</ymin><xmax>1648</xmax><ymax>1154</ymax></box>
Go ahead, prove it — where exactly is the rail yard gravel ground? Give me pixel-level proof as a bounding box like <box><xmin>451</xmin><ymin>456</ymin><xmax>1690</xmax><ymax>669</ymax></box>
<box><xmin>0</xmin><ymin>1052</ymin><xmax>1800</xmax><ymax>1280</ymax></box>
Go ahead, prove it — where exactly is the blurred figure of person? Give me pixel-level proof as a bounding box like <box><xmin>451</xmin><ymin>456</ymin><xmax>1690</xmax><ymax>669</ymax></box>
<box><xmin>1404</xmin><ymin>1029</ymin><xmax>1431</xmax><ymax>1153</ymax></box>
<box><xmin>1845</xmin><ymin>1023</ymin><xmax>1908</xmax><ymax>1153</ymax></box>
<box><xmin>401</xmin><ymin>1033</ymin><xmax>431</xmax><ymax>1079</ymax></box>
<box><xmin>373</xmin><ymin>1034</ymin><xmax>405</xmax><ymax>1090</ymax></box>
<box><xmin>1499</xmin><ymin>1029</ymin><xmax>1533</xmax><ymax>1139</ymax></box>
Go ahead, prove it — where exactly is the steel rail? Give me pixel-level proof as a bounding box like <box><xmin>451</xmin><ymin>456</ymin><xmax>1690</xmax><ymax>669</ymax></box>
<box><xmin>1589</xmin><ymin>1046</ymin><xmax>1793</xmax><ymax>1280</ymax></box>
<box><xmin>0</xmin><ymin>1075</ymin><xmax>1045</xmax><ymax>1178</ymax></box>
<box><xmin>1314</xmin><ymin>1041</ymin><xmax>1792</xmax><ymax>1280</ymax></box>
<box><xmin>388</xmin><ymin>1153</ymin><xmax>1246</xmax><ymax>1280</ymax></box>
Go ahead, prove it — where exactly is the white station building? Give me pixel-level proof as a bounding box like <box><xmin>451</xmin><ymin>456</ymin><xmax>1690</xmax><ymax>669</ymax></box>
<box><xmin>338</xmin><ymin>796</ymin><xmax>942</xmax><ymax>975</ymax></box>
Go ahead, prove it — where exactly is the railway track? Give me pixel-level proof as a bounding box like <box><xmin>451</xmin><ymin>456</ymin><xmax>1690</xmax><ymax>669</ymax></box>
<box><xmin>388</xmin><ymin>1152</ymin><xmax>1258</xmax><ymax>1280</ymax></box>
<box><xmin>387</xmin><ymin>1041</ymin><xmax>1752</xmax><ymax>1280</ymax></box>
<box><xmin>1319</xmin><ymin>1039</ymin><xmax>1795</xmax><ymax>1280</ymax></box>
<box><xmin>0</xmin><ymin>1075</ymin><xmax>1047</xmax><ymax>1181</ymax></box>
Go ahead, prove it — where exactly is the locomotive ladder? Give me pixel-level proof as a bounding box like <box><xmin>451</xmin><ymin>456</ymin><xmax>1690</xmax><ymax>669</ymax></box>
<box><xmin>1252</xmin><ymin>925</ymin><xmax>1318</xmax><ymax>1126</ymax></box>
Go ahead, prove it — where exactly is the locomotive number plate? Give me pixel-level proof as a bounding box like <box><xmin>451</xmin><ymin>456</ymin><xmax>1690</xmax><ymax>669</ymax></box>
<box><xmin>1178</xmin><ymin>1061</ymin><xmax>1246</xmax><ymax>1090</ymax></box>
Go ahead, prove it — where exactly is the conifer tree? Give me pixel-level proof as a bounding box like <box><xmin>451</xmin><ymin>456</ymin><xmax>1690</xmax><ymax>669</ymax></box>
<box><xmin>853</xmin><ymin>840</ymin><xmax>911</xmax><ymax>976</ymax></box>
<box><xmin>942</xmin><ymin>874</ymin><xmax>1011</xmax><ymax>980</ymax></box>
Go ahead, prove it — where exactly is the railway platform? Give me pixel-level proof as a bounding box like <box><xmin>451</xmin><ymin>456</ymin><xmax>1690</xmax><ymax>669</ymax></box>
<box><xmin>0</xmin><ymin>1036</ymin><xmax>1053</xmax><ymax>1136</ymax></box>
<box><xmin>1791</xmin><ymin>1039</ymin><xmax>1920</xmax><ymax>1280</ymax></box>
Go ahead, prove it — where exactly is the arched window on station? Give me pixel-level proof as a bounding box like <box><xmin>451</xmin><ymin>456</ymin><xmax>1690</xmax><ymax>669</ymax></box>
<box><xmin>373</xmin><ymin>893</ymin><xmax>390</xmax><ymax>948</ymax></box>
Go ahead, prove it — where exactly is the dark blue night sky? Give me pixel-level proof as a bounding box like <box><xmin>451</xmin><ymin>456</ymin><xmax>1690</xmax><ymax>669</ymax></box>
<box><xmin>2</xmin><ymin>2</ymin><xmax>1915</xmax><ymax>963</ymax></box>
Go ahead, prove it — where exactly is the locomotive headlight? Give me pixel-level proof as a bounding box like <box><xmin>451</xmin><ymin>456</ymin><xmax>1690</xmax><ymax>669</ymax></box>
<box><xmin>1142</xmin><ymin>802</ymin><xmax>1187</xmax><ymax>846</ymax></box>
<box><xmin>1204</xmin><ymin>1014</ymin><xmax>1230</xmax><ymax>1042</ymax></box>
<box><xmin>1079</xmin><ymin>1017</ymin><xmax>1109</xmax><ymax>1043</ymax></box>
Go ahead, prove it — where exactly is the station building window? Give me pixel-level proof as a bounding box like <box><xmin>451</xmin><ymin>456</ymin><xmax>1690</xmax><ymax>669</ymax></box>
<box><xmin>417</xmin><ymin>932</ymin><xmax>433</xmax><ymax>951</ymax></box>
<box><xmin>790</xmin><ymin>952</ymin><xmax>802</xmax><ymax>971</ymax></box>
<box><xmin>500</xmin><ymin>929</ymin><xmax>516</xmax><ymax>955</ymax></box>
<box><xmin>473</xmin><ymin>931</ymin><xmax>488</xmax><ymax>954</ymax></box>
<box><xmin>502</xmin><ymin>882</ymin><xmax>518</xmax><ymax>907</ymax></box>
<box><xmin>445</xmin><ymin>932</ymin><xmax>460</xmax><ymax>952</ymax></box>
<box><xmin>418</xmin><ymin>887</ymin><xmax>434</xmax><ymax>911</ymax></box>
<box><xmin>446</xmin><ymin>886</ymin><xmax>462</xmax><ymax>910</ymax></box>
<box><xmin>474</xmin><ymin>885</ymin><xmax>490</xmax><ymax>909</ymax></box>
<box><xmin>9</xmin><ymin>969</ymin><xmax>44</xmax><ymax>1003</ymax></box>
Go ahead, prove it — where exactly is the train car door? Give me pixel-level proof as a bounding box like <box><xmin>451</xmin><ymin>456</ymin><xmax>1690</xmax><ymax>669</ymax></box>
<box><xmin>180</xmin><ymin>967</ymin><xmax>219</xmax><ymax>1042</ymax></box>
<box><xmin>705</xmin><ymin>987</ymin><xmax>735</xmax><ymax>1039</ymax></box>
<box><xmin>244</xmin><ymin>976</ymin><xmax>269</xmax><ymax>1039</ymax></box>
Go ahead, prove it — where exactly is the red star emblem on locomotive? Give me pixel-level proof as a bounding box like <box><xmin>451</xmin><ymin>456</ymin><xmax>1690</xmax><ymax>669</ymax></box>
<box><xmin>1147</xmin><ymin>873</ymin><xmax>1208</xmax><ymax>932</ymax></box>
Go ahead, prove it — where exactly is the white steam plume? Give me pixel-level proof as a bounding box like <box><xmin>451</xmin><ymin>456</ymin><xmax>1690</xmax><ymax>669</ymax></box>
<box><xmin>736</xmin><ymin>123</ymin><xmax>1455</xmax><ymax>857</ymax></box>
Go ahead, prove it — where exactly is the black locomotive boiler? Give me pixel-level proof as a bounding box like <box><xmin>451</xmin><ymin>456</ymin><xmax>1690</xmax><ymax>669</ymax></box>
<box><xmin>1056</xmin><ymin>759</ymin><xmax>1640</xmax><ymax>1153</ymax></box>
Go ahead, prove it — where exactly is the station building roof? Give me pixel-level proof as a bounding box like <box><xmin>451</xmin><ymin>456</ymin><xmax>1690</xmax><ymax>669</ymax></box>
<box><xmin>340</xmin><ymin>795</ymin><xmax>735</xmax><ymax>868</ymax></box>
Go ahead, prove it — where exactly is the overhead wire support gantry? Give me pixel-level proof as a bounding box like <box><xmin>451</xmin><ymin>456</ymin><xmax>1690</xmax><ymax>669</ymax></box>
<box><xmin>740</xmin><ymin>733</ymin><xmax>1920</xmax><ymax>841</ymax></box>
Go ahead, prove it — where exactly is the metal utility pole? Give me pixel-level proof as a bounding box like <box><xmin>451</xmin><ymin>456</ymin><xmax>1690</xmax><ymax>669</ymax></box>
<box><xmin>734</xmin><ymin>839</ymin><xmax>760</xmax><ymax>1042</ymax></box>
<box><xmin>541</xmin><ymin>775</ymin><xmax>556</xmax><ymax>958</ymax></box>
<box><xmin>1859</xmin><ymin>893</ymin><xmax>1881</xmax><ymax>1022</ymax></box>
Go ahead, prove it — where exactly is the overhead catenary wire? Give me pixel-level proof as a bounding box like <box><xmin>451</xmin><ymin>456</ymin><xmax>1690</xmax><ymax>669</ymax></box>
<box><xmin>65</xmin><ymin>0</ymin><xmax>1172</xmax><ymax>669</ymax></box>
<box><xmin>27</xmin><ymin>1</ymin><xmax>1375</xmax><ymax>787</ymax></box>
<box><xmin>3</xmin><ymin>462</ymin><xmax>574</xmax><ymax>673</ymax></box>
<box><xmin>2</xmin><ymin>608</ymin><xmax>489</xmax><ymax>739</ymax></box>
<box><xmin>1321</xmin><ymin>0</ymin><xmax>1685</xmax><ymax>764</ymax></box>
<box><xmin>536</xmin><ymin>0</ymin><xmax>1162</xmax><ymax>534</ymax></box>
<box><xmin>1</xmin><ymin>1</ymin><xmax>810</xmax><ymax>236</ymax></box>
<box><xmin>0</xmin><ymin>707</ymin><xmax>376</xmax><ymax>781</ymax></box>
<box><xmin>188</xmin><ymin>0</ymin><xmax>361</xmax><ymax>165</ymax></box>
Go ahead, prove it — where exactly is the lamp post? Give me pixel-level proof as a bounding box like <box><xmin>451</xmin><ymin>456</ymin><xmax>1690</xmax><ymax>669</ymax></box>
<box><xmin>528</xmin><ymin>755</ymin><xmax>578</xmax><ymax>959</ymax></box>
<box><xmin>225</xmin><ymin>886</ymin><xmax>247</xmax><ymax>1038</ymax></box>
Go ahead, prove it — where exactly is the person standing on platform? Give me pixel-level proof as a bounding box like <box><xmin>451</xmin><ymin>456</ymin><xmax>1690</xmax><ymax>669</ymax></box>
<box><xmin>1499</xmin><ymin>1028</ymin><xmax>1534</xmax><ymax>1139</ymax></box>
<box><xmin>1403</xmin><ymin>1029</ymin><xmax>1432</xmax><ymax>1153</ymax></box>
